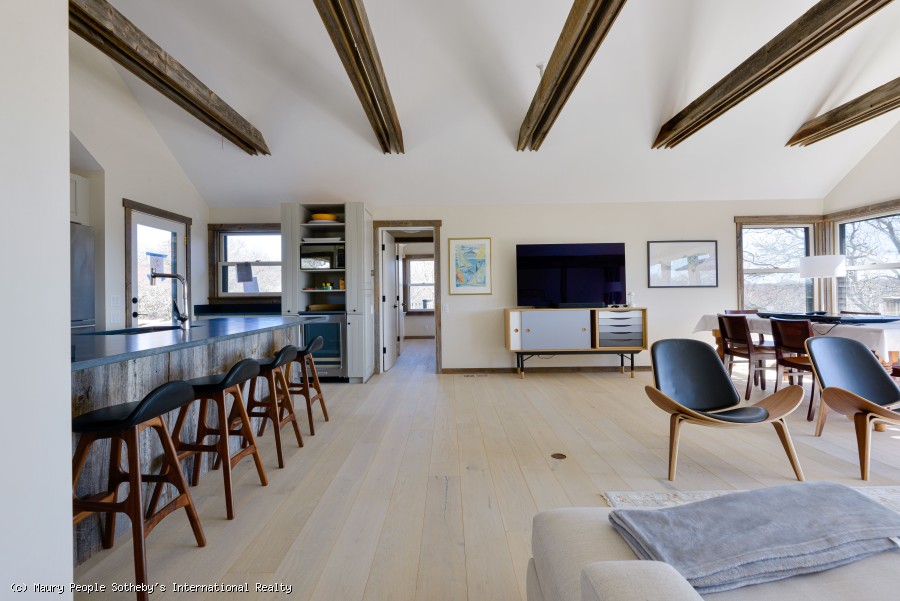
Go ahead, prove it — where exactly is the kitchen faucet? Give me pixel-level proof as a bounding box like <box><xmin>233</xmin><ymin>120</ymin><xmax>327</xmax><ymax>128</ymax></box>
<box><xmin>150</xmin><ymin>268</ymin><xmax>191</xmax><ymax>330</ymax></box>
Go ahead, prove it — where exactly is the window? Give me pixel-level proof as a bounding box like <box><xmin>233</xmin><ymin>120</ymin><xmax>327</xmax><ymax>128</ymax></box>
<box><xmin>209</xmin><ymin>225</ymin><xmax>281</xmax><ymax>298</ymax></box>
<box><xmin>740</xmin><ymin>225</ymin><xmax>813</xmax><ymax>312</ymax></box>
<box><xmin>405</xmin><ymin>256</ymin><xmax>434</xmax><ymax>312</ymax></box>
<box><xmin>838</xmin><ymin>212</ymin><xmax>900</xmax><ymax>315</ymax></box>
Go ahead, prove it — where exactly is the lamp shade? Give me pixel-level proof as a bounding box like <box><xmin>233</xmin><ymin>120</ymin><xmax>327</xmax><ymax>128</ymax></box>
<box><xmin>799</xmin><ymin>254</ymin><xmax>846</xmax><ymax>278</ymax></box>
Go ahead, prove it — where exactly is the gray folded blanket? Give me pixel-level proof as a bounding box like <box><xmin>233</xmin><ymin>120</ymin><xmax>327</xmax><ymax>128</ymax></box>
<box><xmin>609</xmin><ymin>482</ymin><xmax>900</xmax><ymax>594</ymax></box>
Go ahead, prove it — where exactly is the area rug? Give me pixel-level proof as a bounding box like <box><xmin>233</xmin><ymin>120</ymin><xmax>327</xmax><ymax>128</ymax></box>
<box><xmin>602</xmin><ymin>486</ymin><xmax>900</xmax><ymax>513</ymax></box>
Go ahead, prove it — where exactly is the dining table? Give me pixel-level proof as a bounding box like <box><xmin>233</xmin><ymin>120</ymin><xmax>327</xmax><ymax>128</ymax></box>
<box><xmin>693</xmin><ymin>314</ymin><xmax>900</xmax><ymax>361</ymax></box>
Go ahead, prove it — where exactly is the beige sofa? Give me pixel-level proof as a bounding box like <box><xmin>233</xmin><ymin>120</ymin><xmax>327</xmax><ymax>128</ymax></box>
<box><xmin>527</xmin><ymin>508</ymin><xmax>900</xmax><ymax>601</ymax></box>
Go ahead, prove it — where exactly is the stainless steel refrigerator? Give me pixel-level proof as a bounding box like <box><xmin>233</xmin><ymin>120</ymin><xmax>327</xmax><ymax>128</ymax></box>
<box><xmin>71</xmin><ymin>222</ymin><xmax>96</xmax><ymax>331</ymax></box>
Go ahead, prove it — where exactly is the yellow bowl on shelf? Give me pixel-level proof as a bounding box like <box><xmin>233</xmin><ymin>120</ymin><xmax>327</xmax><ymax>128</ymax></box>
<box><xmin>310</xmin><ymin>213</ymin><xmax>337</xmax><ymax>221</ymax></box>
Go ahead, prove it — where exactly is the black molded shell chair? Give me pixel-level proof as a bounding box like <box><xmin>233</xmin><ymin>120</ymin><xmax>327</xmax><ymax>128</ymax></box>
<box><xmin>245</xmin><ymin>345</ymin><xmax>304</xmax><ymax>468</ymax></box>
<box><xmin>806</xmin><ymin>336</ymin><xmax>900</xmax><ymax>480</ymax></box>
<box><xmin>72</xmin><ymin>381</ymin><xmax>205</xmax><ymax>598</ymax></box>
<box><xmin>288</xmin><ymin>336</ymin><xmax>329</xmax><ymax>436</ymax></box>
<box><xmin>646</xmin><ymin>338</ymin><xmax>805</xmax><ymax>481</ymax></box>
<box><xmin>169</xmin><ymin>358</ymin><xmax>268</xmax><ymax>520</ymax></box>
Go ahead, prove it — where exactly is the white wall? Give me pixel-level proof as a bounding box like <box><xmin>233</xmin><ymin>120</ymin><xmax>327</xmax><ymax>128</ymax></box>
<box><xmin>825</xmin><ymin>120</ymin><xmax>900</xmax><ymax>213</ymax></box>
<box><xmin>374</xmin><ymin>199</ymin><xmax>823</xmax><ymax>369</ymax></box>
<box><xmin>209</xmin><ymin>206</ymin><xmax>280</xmax><ymax>224</ymax></box>
<box><xmin>0</xmin><ymin>0</ymin><xmax>73</xmax><ymax>593</ymax></box>
<box><xmin>400</xmin><ymin>242</ymin><xmax>435</xmax><ymax>337</ymax></box>
<box><xmin>69</xmin><ymin>34</ymin><xmax>211</xmax><ymax>325</ymax></box>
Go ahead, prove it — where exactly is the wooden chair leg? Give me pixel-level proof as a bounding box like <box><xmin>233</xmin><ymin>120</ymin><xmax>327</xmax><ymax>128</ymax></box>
<box><xmin>153</xmin><ymin>419</ymin><xmax>205</xmax><ymax>547</ymax></box>
<box><xmin>123</xmin><ymin>427</ymin><xmax>149</xmax><ymax>595</ymax></box>
<box><xmin>248</xmin><ymin>377</ymin><xmax>269</xmax><ymax>438</ymax></box>
<box><xmin>815</xmin><ymin>400</ymin><xmax>829</xmax><ymax>437</ymax></box>
<box><xmin>772</xmin><ymin>419</ymin><xmax>805</xmax><ymax>481</ymax></box>
<box><xmin>854</xmin><ymin>413</ymin><xmax>874</xmax><ymax>481</ymax></box>
<box><xmin>774</xmin><ymin>364</ymin><xmax>783</xmax><ymax>392</ymax></box>
<box><xmin>192</xmin><ymin>399</ymin><xmax>209</xmax><ymax>484</ymax></box>
<box><xmin>744</xmin><ymin>365</ymin><xmax>753</xmax><ymax>401</ymax></box>
<box><xmin>806</xmin><ymin>380</ymin><xmax>817</xmax><ymax>422</ymax></box>
<box><xmin>266</xmin><ymin>370</ymin><xmax>285</xmax><ymax>468</ymax></box>
<box><xmin>308</xmin><ymin>356</ymin><xmax>328</xmax><ymax>422</ymax></box>
<box><xmin>212</xmin><ymin>392</ymin><xmax>236</xmax><ymax>520</ymax></box>
<box><xmin>668</xmin><ymin>414</ymin><xmax>683</xmax><ymax>481</ymax></box>
<box><xmin>276</xmin><ymin>366</ymin><xmax>303</xmax><ymax>448</ymax></box>
<box><xmin>231</xmin><ymin>384</ymin><xmax>269</xmax><ymax>488</ymax></box>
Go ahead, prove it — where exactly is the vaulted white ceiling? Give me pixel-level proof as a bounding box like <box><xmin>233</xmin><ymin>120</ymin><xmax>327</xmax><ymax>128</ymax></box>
<box><xmin>104</xmin><ymin>0</ymin><xmax>900</xmax><ymax>208</ymax></box>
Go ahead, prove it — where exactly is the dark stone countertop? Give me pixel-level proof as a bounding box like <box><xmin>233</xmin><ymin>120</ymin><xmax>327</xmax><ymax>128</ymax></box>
<box><xmin>71</xmin><ymin>316</ymin><xmax>323</xmax><ymax>371</ymax></box>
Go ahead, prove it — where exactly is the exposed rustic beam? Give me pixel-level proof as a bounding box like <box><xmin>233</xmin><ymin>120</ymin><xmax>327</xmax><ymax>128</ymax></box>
<box><xmin>69</xmin><ymin>0</ymin><xmax>270</xmax><ymax>156</ymax></box>
<box><xmin>787</xmin><ymin>76</ymin><xmax>900</xmax><ymax>146</ymax></box>
<box><xmin>517</xmin><ymin>0</ymin><xmax>628</xmax><ymax>151</ymax></box>
<box><xmin>653</xmin><ymin>0</ymin><xmax>895</xmax><ymax>149</ymax></box>
<box><xmin>313</xmin><ymin>0</ymin><xmax>403</xmax><ymax>154</ymax></box>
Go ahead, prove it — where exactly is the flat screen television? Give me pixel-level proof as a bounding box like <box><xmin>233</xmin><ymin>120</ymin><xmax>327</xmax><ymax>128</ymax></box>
<box><xmin>516</xmin><ymin>243</ymin><xmax>625</xmax><ymax>308</ymax></box>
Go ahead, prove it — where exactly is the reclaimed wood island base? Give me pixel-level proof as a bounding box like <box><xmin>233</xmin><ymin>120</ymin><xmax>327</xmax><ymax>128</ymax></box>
<box><xmin>70</xmin><ymin>316</ymin><xmax>321</xmax><ymax>565</ymax></box>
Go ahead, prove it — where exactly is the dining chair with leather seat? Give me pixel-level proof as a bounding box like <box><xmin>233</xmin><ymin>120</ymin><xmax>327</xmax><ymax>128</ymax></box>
<box><xmin>287</xmin><ymin>336</ymin><xmax>329</xmax><ymax>436</ymax></box>
<box><xmin>167</xmin><ymin>358</ymin><xmax>268</xmax><ymax>520</ymax></box>
<box><xmin>72</xmin><ymin>380</ymin><xmax>205</xmax><ymax>600</ymax></box>
<box><xmin>244</xmin><ymin>344</ymin><xmax>303</xmax><ymax>468</ymax></box>
<box><xmin>770</xmin><ymin>317</ymin><xmax>817</xmax><ymax>421</ymax></box>
<box><xmin>718</xmin><ymin>314</ymin><xmax>777</xmax><ymax>400</ymax></box>
<box><xmin>806</xmin><ymin>336</ymin><xmax>900</xmax><ymax>480</ymax></box>
<box><xmin>645</xmin><ymin>338</ymin><xmax>805</xmax><ymax>481</ymax></box>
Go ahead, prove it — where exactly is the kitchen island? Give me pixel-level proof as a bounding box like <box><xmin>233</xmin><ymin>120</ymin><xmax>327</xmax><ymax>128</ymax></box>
<box><xmin>71</xmin><ymin>316</ymin><xmax>322</xmax><ymax>564</ymax></box>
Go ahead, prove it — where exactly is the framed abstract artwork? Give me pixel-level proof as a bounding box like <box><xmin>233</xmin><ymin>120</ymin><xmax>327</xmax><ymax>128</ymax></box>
<box><xmin>647</xmin><ymin>240</ymin><xmax>718</xmax><ymax>288</ymax></box>
<box><xmin>449</xmin><ymin>237</ymin><xmax>492</xmax><ymax>295</ymax></box>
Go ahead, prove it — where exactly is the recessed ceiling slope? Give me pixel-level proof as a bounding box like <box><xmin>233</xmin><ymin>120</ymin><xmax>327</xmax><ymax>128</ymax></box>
<box><xmin>653</xmin><ymin>0</ymin><xmax>895</xmax><ymax>149</ymax></box>
<box><xmin>788</xmin><ymin>76</ymin><xmax>900</xmax><ymax>146</ymax></box>
<box><xmin>517</xmin><ymin>0</ymin><xmax>628</xmax><ymax>151</ymax></box>
<box><xmin>313</xmin><ymin>0</ymin><xmax>404</xmax><ymax>154</ymax></box>
<box><xmin>69</xmin><ymin>0</ymin><xmax>270</xmax><ymax>156</ymax></box>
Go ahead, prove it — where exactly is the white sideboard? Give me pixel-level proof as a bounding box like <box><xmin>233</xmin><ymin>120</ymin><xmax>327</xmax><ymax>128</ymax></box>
<box><xmin>505</xmin><ymin>307</ymin><xmax>647</xmax><ymax>377</ymax></box>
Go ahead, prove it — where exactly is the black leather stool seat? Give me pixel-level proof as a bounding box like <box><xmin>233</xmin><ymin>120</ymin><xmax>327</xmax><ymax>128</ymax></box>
<box><xmin>187</xmin><ymin>359</ymin><xmax>260</xmax><ymax>396</ymax></box>
<box><xmin>258</xmin><ymin>345</ymin><xmax>298</xmax><ymax>372</ymax></box>
<box><xmin>698</xmin><ymin>406</ymin><xmax>769</xmax><ymax>424</ymax></box>
<box><xmin>299</xmin><ymin>336</ymin><xmax>324</xmax><ymax>357</ymax></box>
<box><xmin>72</xmin><ymin>381</ymin><xmax>194</xmax><ymax>434</ymax></box>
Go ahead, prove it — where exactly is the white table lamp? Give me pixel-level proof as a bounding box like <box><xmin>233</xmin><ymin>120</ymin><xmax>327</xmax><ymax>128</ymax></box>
<box><xmin>799</xmin><ymin>254</ymin><xmax>846</xmax><ymax>278</ymax></box>
<box><xmin>799</xmin><ymin>254</ymin><xmax>846</xmax><ymax>311</ymax></box>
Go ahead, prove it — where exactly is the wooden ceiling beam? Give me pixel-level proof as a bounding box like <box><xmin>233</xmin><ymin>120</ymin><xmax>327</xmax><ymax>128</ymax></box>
<box><xmin>653</xmin><ymin>0</ymin><xmax>895</xmax><ymax>149</ymax></box>
<box><xmin>517</xmin><ymin>0</ymin><xmax>628</xmax><ymax>151</ymax></box>
<box><xmin>313</xmin><ymin>0</ymin><xmax>403</xmax><ymax>154</ymax></box>
<box><xmin>787</xmin><ymin>76</ymin><xmax>900</xmax><ymax>146</ymax></box>
<box><xmin>69</xmin><ymin>0</ymin><xmax>270</xmax><ymax>156</ymax></box>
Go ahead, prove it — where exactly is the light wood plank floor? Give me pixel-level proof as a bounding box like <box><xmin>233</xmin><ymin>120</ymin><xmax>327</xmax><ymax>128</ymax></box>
<box><xmin>73</xmin><ymin>340</ymin><xmax>900</xmax><ymax>600</ymax></box>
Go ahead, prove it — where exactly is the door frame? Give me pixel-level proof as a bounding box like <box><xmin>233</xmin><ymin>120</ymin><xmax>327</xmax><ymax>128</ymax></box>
<box><xmin>373</xmin><ymin>220</ymin><xmax>442</xmax><ymax>374</ymax></box>
<box><xmin>123</xmin><ymin>198</ymin><xmax>193</xmax><ymax>327</ymax></box>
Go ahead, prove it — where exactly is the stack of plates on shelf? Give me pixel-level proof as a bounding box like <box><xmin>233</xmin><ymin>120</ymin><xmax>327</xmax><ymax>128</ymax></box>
<box><xmin>302</xmin><ymin>237</ymin><xmax>343</xmax><ymax>242</ymax></box>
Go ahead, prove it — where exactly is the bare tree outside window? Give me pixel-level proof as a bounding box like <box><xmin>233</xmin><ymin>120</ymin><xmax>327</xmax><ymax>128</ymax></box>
<box><xmin>839</xmin><ymin>214</ymin><xmax>900</xmax><ymax>315</ymax></box>
<box><xmin>407</xmin><ymin>258</ymin><xmax>435</xmax><ymax>310</ymax></box>
<box><xmin>219</xmin><ymin>233</ymin><xmax>281</xmax><ymax>295</ymax></box>
<box><xmin>742</xmin><ymin>226</ymin><xmax>812</xmax><ymax>312</ymax></box>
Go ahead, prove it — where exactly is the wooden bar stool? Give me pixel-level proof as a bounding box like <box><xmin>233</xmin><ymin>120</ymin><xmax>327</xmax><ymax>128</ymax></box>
<box><xmin>288</xmin><ymin>336</ymin><xmax>329</xmax><ymax>436</ymax></box>
<box><xmin>244</xmin><ymin>345</ymin><xmax>303</xmax><ymax>468</ymax></box>
<box><xmin>168</xmin><ymin>358</ymin><xmax>267</xmax><ymax>520</ymax></box>
<box><xmin>72</xmin><ymin>381</ymin><xmax>205</xmax><ymax>601</ymax></box>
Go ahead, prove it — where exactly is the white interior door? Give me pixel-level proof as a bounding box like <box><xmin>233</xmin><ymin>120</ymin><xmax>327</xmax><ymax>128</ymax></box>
<box><xmin>129</xmin><ymin>213</ymin><xmax>186</xmax><ymax>326</ymax></box>
<box><xmin>382</xmin><ymin>231</ymin><xmax>399</xmax><ymax>371</ymax></box>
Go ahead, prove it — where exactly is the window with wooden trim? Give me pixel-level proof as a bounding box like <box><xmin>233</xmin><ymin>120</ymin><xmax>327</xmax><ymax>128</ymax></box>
<box><xmin>209</xmin><ymin>224</ymin><xmax>281</xmax><ymax>298</ymax></box>
<box><xmin>837</xmin><ymin>212</ymin><xmax>900</xmax><ymax>315</ymax></box>
<box><xmin>404</xmin><ymin>255</ymin><xmax>434</xmax><ymax>312</ymax></box>
<box><xmin>739</xmin><ymin>225</ymin><xmax>814</xmax><ymax>312</ymax></box>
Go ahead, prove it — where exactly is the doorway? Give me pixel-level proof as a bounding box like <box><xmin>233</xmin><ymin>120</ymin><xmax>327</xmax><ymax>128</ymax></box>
<box><xmin>374</xmin><ymin>221</ymin><xmax>442</xmax><ymax>374</ymax></box>
<box><xmin>124</xmin><ymin>199</ymin><xmax>192</xmax><ymax>327</ymax></box>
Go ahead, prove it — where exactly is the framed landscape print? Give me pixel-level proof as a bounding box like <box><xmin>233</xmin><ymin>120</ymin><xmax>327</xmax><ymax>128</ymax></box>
<box><xmin>449</xmin><ymin>237</ymin><xmax>492</xmax><ymax>295</ymax></box>
<box><xmin>647</xmin><ymin>240</ymin><xmax>718</xmax><ymax>288</ymax></box>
